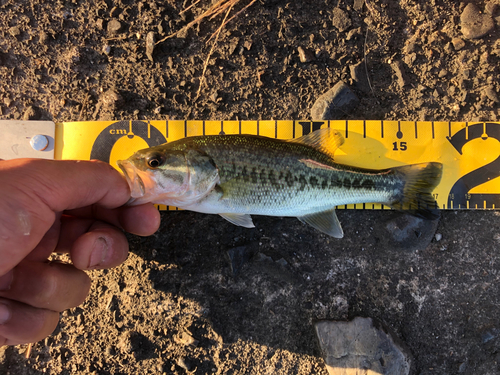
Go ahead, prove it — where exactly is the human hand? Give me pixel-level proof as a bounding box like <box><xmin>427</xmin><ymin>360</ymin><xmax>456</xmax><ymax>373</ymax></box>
<box><xmin>0</xmin><ymin>159</ymin><xmax>161</xmax><ymax>346</ymax></box>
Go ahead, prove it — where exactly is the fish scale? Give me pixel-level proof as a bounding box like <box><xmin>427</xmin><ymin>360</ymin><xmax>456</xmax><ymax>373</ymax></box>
<box><xmin>118</xmin><ymin>128</ymin><xmax>442</xmax><ymax>238</ymax></box>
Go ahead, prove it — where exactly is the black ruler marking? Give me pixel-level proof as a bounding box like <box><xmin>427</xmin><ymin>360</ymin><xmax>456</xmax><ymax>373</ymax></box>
<box><xmin>275</xmin><ymin>120</ymin><xmax>278</xmax><ymax>139</ymax></box>
<box><xmin>239</xmin><ymin>120</ymin><xmax>242</xmax><ymax>134</ymax></box>
<box><xmin>363</xmin><ymin>120</ymin><xmax>366</xmax><ymax>138</ymax></box>
<box><xmin>184</xmin><ymin>121</ymin><xmax>187</xmax><ymax>137</ymax></box>
<box><xmin>432</xmin><ymin>122</ymin><xmax>435</xmax><ymax>139</ymax></box>
<box><xmin>203</xmin><ymin>120</ymin><xmax>206</xmax><ymax>136</ymax></box>
<box><xmin>414</xmin><ymin>122</ymin><xmax>418</xmax><ymax>139</ymax></box>
<box><xmin>345</xmin><ymin>120</ymin><xmax>349</xmax><ymax>139</ymax></box>
<box><xmin>381</xmin><ymin>122</ymin><xmax>384</xmax><ymax>138</ymax></box>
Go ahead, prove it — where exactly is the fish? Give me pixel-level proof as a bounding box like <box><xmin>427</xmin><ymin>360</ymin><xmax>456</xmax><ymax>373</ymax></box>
<box><xmin>117</xmin><ymin>128</ymin><xmax>442</xmax><ymax>238</ymax></box>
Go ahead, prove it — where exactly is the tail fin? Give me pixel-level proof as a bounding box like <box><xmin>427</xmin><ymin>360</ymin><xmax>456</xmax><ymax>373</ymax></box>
<box><xmin>388</xmin><ymin>162</ymin><xmax>443</xmax><ymax>220</ymax></box>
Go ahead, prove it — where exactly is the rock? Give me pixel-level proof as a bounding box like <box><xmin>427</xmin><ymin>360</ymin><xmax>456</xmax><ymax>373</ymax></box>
<box><xmin>460</xmin><ymin>3</ymin><xmax>494</xmax><ymax>39</ymax></box>
<box><xmin>298</xmin><ymin>46</ymin><xmax>315</xmax><ymax>63</ymax></box>
<box><xmin>96</xmin><ymin>19</ymin><xmax>104</xmax><ymax>30</ymax></box>
<box><xmin>174</xmin><ymin>331</ymin><xmax>199</xmax><ymax>347</ymax></box>
<box><xmin>146</xmin><ymin>32</ymin><xmax>155</xmax><ymax>62</ymax></box>
<box><xmin>8</xmin><ymin>26</ymin><xmax>21</xmax><ymax>37</ymax></box>
<box><xmin>451</xmin><ymin>37</ymin><xmax>466</xmax><ymax>50</ymax></box>
<box><xmin>485</xmin><ymin>1</ymin><xmax>498</xmax><ymax>16</ymax></box>
<box><xmin>332</xmin><ymin>8</ymin><xmax>352</xmax><ymax>32</ymax></box>
<box><xmin>384</xmin><ymin>212</ymin><xmax>439</xmax><ymax>251</ymax></box>
<box><xmin>353</xmin><ymin>0</ymin><xmax>365</xmax><ymax>11</ymax></box>
<box><xmin>349</xmin><ymin>61</ymin><xmax>371</xmax><ymax>93</ymax></box>
<box><xmin>107</xmin><ymin>19</ymin><xmax>122</xmax><ymax>34</ymax></box>
<box><xmin>311</xmin><ymin>81</ymin><xmax>360</xmax><ymax>120</ymax></box>
<box><xmin>484</xmin><ymin>86</ymin><xmax>499</xmax><ymax>102</ymax></box>
<box><xmin>315</xmin><ymin>317</ymin><xmax>412</xmax><ymax>375</ymax></box>
<box><xmin>227</xmin><ymin>246</ymin><xmax>254</xmax><ymax>276</ymax></box>
<box><xmin>391</xmin><ymin>60</ymin><xmax>409</xmax><ymax>88</ymax></box>
<box><xmin>23</xmin><ymin>106</ymin><xmax>38</xmax><ymax>120</ymax></box>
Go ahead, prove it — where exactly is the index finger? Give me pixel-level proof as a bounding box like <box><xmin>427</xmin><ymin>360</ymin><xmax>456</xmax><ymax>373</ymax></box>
<box><xmin>0</xmin><ymin>159</ymin><xmax>130</xmax><ymax>275</ymax></box>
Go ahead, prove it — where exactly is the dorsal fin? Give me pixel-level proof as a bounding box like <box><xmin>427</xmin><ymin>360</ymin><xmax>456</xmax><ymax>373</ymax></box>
<box><xmin>290</xmin><ymin>128</ymin><xmax>344</xmax><ymax>159</ymax></box>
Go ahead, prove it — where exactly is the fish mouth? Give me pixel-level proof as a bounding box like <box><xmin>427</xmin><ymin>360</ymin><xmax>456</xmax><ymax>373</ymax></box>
<box><xmin>117</xmin><ymin>160</ymin><xmax>146</xmax><ymax>201</ymax></box>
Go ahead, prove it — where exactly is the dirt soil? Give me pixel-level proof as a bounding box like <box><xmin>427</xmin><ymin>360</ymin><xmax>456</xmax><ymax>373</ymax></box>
<box><xmin>1</xmin><ymin>0</ymin><xmax>500</xmax><ymax>374</ymax></box>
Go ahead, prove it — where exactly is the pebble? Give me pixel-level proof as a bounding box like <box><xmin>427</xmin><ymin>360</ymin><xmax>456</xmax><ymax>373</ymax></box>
<box><xmin>8</xmin><ymin>26</ymin><xmax>21</xmax><ymax>37</ymax></box>
<box><xmin>332</xmin><ymin>8</ymin><xmax>352</xmax><ymax>32</ymax></box>
<box><xmin>146</xmin><ymin>31</ymin><xmax>156</xmax><ymax>62</ymax></box>
<box><xmin>349</xmin><ymin>61</ymin><xmax>371</xmax><ymax>93</ymax></box>
<box><xmin>311</xmin><ymin>81</ymin><xmax>360</xmax><ymax>120</ymax></box>
<box><xmin>315</xmin><ymin>317</ymin><xmax>412</xmax><ymax>375</ymax></box>
<box><xmin>227</xmin><ymin>246</ymin><xmax>254</xmax><ymax>276</ymax></box>
<box><xmin>297</xmin><ymin>46</ymin><xmax>315</xmax><ymax>63</ymax></box>
<box><xmin>384</xmin><ymin>212</ymin><xmax>439</xmax><ymax>251</ymax></box>
<box><xmin>107</xmin><ymin>19</ymin><xmax>122</xmax><ymax>34</ymax></box>
<box><xmin>460</xmin><ymin>3</ymin><xmax>494</xmax><ymax>39</ymax></box>
<box><xmin>451</xmin><ymin>37</ymin><xmax>466</xmax><ymax>50</ymax></box>
<box><xmin>23</xmin><ymin>106</ymin><xmax>38</xmax><ymax>120</ymax></box>
<box><xmin>438</xmin><ymin>69</ymin><xmax>448</xmax><ymax>78</ymax></box>
<box><xmin>435</xmin><ymin>233</ymin><xmax>442</xmax><ymax>241</ymax></box>
<box><xmin>391</xmin><ymin>60</ymin><xmax>409</xmax><ymax>88</ymax></box>
<box><xmin>102</xmin><ymin>45</ymin><xmax>111</xmax><ymax>55</ymax></box>
<box><xmin>353</xmin><ymin>0</ymin><xmax>365</xmax><ymax>11</ymax></box>
<box><xmin>484</xmin><ymin>86</ymin><xmax>499</xmax><ymax>102</ymax></box>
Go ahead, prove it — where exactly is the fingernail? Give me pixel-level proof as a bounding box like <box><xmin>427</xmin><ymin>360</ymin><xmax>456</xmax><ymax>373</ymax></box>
<box><xmin>89</xmin><ymin>237</ymin><xmax>109</xmax><ymax>269</ymax></box>
<box><xmin>0</xmin><ymin>270</ymin><xmax>13</xmax><ymax>291</ymax></box>
<box><xmin>0</xmin><ymin>303</ymin><xmax>11</xmax><ymax>324</ymax></box>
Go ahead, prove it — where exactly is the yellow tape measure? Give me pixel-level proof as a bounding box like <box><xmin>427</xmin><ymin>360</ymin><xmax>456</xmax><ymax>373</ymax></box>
<box><xmin>56</xmin><ymin>120</ymin><xmax>500</xmax><ymax>211</ymax></box>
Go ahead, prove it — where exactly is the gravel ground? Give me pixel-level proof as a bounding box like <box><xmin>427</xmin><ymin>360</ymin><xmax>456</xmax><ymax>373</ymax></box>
<box><xmin>1</xmin><ymin>0</ymin><xmax>500</xmax><ymax>374</ymax></box>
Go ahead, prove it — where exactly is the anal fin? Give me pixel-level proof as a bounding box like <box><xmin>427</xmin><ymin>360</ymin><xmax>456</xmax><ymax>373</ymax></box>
<box><xmin>298</xmin><ymin>209</ymin><xmax>344</xmax><ymax>238</ymax></box>
<box><xmin>219</xmin><ymin>213</ymin><xmax>255</xmax><ymax>228</ymax></box>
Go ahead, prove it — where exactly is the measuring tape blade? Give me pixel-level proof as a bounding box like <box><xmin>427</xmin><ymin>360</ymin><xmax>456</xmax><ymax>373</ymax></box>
<box><xmin>4</xmin><ymin>120</ymin><xmax>500</xmax><ymax>211</ymax></box>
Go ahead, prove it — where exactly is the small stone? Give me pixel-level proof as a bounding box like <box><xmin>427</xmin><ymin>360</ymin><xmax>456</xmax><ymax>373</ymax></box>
<box><xmin>353</xmin><ymin>0</ymin><xmax>365</xmax><ymax>11</ymax></box>
<box><xmin>315</xmin><ymin>317</ymin><xmax>412</xmax><ymax>375</ymax></box>
<box><xmin>435</xmin><ymin>233</ymin><xmax>442</xmax><ymax>241</ymax></box>
<box><xmin>107</xmin><ymin>19</ymin><xmax>122</xmax><ymax>34</ymax></box>
<box><xmin>332</xmin><ymin>8</ymin><xmax>352</xmax><ymax>32</ymax></box>
<box><xmin>227</xmin><ymin>246</ymin><xmax>254</xmax><ymax>276</ymax></box>
<box><xmin>438</xmin><ymin>69</ymin><xmax>448</xmax><ymax>78</ymax></box>
<box><xmin>311</xmin><ymin>81</ymin><xmax>360</xmax><ymax>120</ymax></box>
<box><xmin>174</xmin><ymin>331</ymin><xmax>199</xmax><ymax>347</ymax></box>
<box><xmin>349</xmin><ymin>61</ymin><xmax>370</xmax><ymax>93</ymax></box>
<box><xmin>8</xmin><ymin>26</ymin><xmax>21</xmax><ymax>37</ymax></box>
<box><xmin>452</xmin><ymin>37</ymin><xmax>466</xmax><ymax>50</ymax></box>
<box><xmin>485</xmin><ymin>1</ymin><xmax>498</xmax><ymax>16</ymax></box>
<box><xmin>346</xmin><ymin>27</ymin><xmax>362</xmax><ymax>41</ymax></box>
<box><xmin>102</xmin><ymin>45</ymin><xmax>111</xmax><ymax>55</ymax></box>
<box><xmin>297</xmin><ymin>46</ymin><xmax>315</xmax><ymax>63</ymax></box>
<box><xmin>391</xmin><ymin>60</ymin><xmax>409</xmax><ymax>88</ymax></box>
<box><xmin>460</xmin><ymin>3</ymin><xmax>494</xmax><ymax>39</ymax></box>
<box><xmin>96</xmin><ymin>19</ymin><xmax>104</xmax><ymax>30</ymax></box>
<box><xmin>484</xmin><ymin>86</ymin><xmax>499</xmax><ymax>102</ymax></box>
<box><xmin>384</xmin><ymin>212</ymin><xmax>439</xmax><ymax>251</ymax></box>
<box><xmin>23</xmin><ymin>106</ymin><xmax>38</xmax><ymax>120</ymax></box>
<box><xmin>146</xmin><ymin>31</ymin><xmax>155</xmax><ymax>62</ymax></box>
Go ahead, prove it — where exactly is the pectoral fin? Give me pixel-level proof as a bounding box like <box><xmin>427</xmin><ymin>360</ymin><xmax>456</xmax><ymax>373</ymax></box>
<box><xmin>219</xmin><ymin>213</ymin><xmax>255</xmax><ymax>228</ymax></box>
<box><xmin>298</xmin><ymin>209</ymin><xmax>344</xmax><ymax>238</ymax></box>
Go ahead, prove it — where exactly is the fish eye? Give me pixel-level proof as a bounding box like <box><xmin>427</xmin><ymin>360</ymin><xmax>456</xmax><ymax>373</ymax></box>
<box><xmin>147</xmin><ymin>153</ymin><xmax>165</xmax><ymax>168</ymax></box>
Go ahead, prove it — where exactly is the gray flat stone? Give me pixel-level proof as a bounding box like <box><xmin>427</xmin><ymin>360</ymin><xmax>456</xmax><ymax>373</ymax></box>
<box><xmin>460</xmin><ymin>3</ymin><xmax>494</xmax><ymax>39</ymax></box>
<box><xmin>315</xmin><ymin>317</ymin><xmax>412</xmax><ymax>375</ymax></box>
<box><xmin>311</xmin><ymin>81</ymin><xmax>360</xmax><ymax>120</ymax></box>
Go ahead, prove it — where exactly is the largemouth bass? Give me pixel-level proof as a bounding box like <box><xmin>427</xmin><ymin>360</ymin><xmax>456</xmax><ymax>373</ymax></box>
<box><xmin>117</xmin><ymin>128</ymin><xmax>442</xmax><ymax>238</ymax></box>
